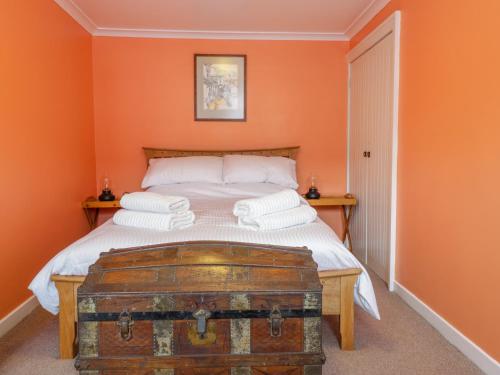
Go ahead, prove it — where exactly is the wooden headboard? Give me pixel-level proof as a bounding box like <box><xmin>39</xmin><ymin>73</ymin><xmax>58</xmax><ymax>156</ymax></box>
<box><xmin>143</xmin><ymin>146</ymin><xmax>300</xmax><ymax>163</ymax></box>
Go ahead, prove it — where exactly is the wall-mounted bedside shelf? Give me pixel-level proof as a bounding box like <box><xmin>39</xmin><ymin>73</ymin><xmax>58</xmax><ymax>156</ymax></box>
<box><xmin>305</xmin><ymin>195</ymin><xmax>357</xmax><ymax>251</ymax></box>
<box><xmin>82</xmin><ymin>197</ymin><xmax>121</xmax><ymax>229</ymax></box>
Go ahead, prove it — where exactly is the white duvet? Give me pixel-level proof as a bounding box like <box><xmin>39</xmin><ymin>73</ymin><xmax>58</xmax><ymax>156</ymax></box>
<box><xmin>29</xmin><ymin>182</ymin><xmax>380</xmax><ymax>320</ymax></box>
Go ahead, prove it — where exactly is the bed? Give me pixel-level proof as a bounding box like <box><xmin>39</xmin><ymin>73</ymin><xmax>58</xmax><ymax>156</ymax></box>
<box><xmin>29</xmin><ymin>146</ymin><xmax>379</xmax><ymax>359</ymax></box>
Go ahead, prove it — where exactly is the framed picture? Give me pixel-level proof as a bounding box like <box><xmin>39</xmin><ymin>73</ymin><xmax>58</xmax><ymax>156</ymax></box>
<box><xmin>195</xmin><ymin>54</ymin><xmax>246</xmax><ymax>121</ymax></box>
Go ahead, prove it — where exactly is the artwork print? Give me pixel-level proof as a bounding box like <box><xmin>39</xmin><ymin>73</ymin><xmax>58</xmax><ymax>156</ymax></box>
<box><xmin>203</xmin><ymin>63</ymin><xmax>239</xmax><ymax>111</ymax></box>
<box><xmin>195</xmin><ymin>55</ymin><xmax>246</xmax><ymax>121</ymax></box>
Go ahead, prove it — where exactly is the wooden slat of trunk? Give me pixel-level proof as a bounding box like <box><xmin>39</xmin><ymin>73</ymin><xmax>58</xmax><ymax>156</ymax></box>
<box><xmin>80</xmin><ymin>242</ymin><xmax>322</xmax><ymax>296</ymax></box>
<box><xmin>76</xmin><ymin>353</ymin><xmax>325</xmax><ymax>369</ymax></box>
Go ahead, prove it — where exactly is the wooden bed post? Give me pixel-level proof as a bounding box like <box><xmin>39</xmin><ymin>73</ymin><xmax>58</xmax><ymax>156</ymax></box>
<box><xmin>318</xmin><ymin>268</ymin><xmax>361</xmax><ymax>351</ymax></box>
<box><xmin>51</xmin><ymin>275</ymin><xmax>85</xmax><ymax>359</ymax></box>
<box><xmin>339</xmin><ymin>273</ymin><xmax>358</xmax><ymax>350</ymax></box>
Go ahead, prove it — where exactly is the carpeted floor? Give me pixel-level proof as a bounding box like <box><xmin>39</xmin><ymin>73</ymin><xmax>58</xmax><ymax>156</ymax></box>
<box><xmin>0</xmin><ymin>272</ymin><xmax>482</xmax><ymax>374</ymax></box>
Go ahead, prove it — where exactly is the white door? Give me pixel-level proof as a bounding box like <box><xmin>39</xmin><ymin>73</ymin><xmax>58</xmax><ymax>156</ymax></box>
<box><xmin>347</xmin><ymin>12</ymin><xmax>400</xmax><ymax>288</ymax></box>
<box><xmin>348</xmin><ymin>49</ymin><xmax>370</xmax><ymax>264</ymax></box>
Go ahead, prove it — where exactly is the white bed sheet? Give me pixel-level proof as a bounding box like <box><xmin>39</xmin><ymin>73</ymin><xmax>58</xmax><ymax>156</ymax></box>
<box><xmin>29</xmin><ymin>182</ymin><xmax>380</xmax><ymax>319</ymax></box>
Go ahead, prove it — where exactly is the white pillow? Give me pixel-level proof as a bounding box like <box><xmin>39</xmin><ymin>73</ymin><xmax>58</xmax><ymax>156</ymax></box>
<box><xmin>223</xmin><ymin>155</ymin><xmax>267</xmax><ymax>183</ymax></box>
<box><xmin>223</xmin><ymin>155</ymin><xmax>298</xmax><ymax>189</ymax></box>
<box><xmin>141</xmin><ymin>156</ymin><xmax>223</xmax><ymax>188</ymax></box>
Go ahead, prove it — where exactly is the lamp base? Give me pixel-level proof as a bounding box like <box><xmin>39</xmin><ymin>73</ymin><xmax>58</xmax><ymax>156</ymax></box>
<box><xmin>305</xmin><ymin>187</ymin><xmax>321</xmax><ymax>199</ymax></box>
<box><xmin>99</xmin><ymin>189</ymin><xmax>116</xmax><ymax>201</ymax></box>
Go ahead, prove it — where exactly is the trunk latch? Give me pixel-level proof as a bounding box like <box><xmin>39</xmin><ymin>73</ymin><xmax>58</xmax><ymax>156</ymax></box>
<box><xmin>116</xmin><ymin>310</ymin><xmax>134</xmax><ymax>341</ymax></box>
<box><xmin>268</xmin><ymin>305</ymin><xmax>284</xmax><ymax>337</ymax></box>
<box><xmin>193</xmin><ymin>308</ymin><xmax>212</xmax><ymax>338</ymax></box>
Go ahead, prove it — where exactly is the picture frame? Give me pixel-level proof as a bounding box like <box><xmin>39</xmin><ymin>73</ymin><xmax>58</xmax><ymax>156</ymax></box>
<box><xmin>194</xmin><ymin>54</ymin><xmax>246</xmax><ymax>121</ymax></box>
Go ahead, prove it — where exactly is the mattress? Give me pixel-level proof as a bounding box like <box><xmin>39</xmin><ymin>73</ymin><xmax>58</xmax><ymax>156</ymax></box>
<box><xmin>29</xmin><ymin>182</ymin><xmax>380</xmax><ymax>319</ymax></box>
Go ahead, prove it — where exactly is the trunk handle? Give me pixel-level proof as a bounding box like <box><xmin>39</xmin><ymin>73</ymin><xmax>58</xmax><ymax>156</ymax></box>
<box><xmin>116</xmin><ymin>310</ymin><xmax>134</xmax><ymax>341</ymax></box>
<box><xmin>268</xmin><ymin>305</ymin><xmax>284</xmax><ymax>337</ymax></box>
<box><xmin>193</xmin><ymin>308</ymin><xmax>212</xmax><ymax>338</ymax></box>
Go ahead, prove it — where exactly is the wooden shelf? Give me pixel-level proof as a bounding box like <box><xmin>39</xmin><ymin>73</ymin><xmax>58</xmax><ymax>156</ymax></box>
<box><xmin>82</xmin><ymin>197</ymin><xmax>121</xmax><ymax>209</ymax></box>
<box><xmin>305</xmin><ymin>196</ymin><xmax>357</xmax><ymax>207</ymax></box>
<box><xmin>304</xmin><ymin>194</ymin><xmax>357</xmax><ymax>252</ymax></box>
<box><xmin>82</xmin><ymin>197</ymin><xmax>121</xmax><ymax>229</ymax></box>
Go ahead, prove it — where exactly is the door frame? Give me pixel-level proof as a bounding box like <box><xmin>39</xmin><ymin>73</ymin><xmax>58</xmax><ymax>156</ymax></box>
<box><xmin>346</xmin><ymin>11</ymin><xmax>401</xmax><ymax>291</ymax></box>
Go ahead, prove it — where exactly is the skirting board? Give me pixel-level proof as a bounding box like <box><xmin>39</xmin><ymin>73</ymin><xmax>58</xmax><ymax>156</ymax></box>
<box><xmin>394</xmin><ymin>282</ymin><xmax>499</xmax><ymax>374</ymax></box>
<box><xmin>0</xmin><ymin>296</ymin><xmax>39</xmax><ymax>338</ymax></box>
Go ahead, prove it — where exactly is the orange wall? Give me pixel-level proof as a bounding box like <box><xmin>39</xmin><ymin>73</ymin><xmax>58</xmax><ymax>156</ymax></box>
<box><xmin>0</xmin><ymin>1</ymin><xmax>96</xmax><ymax>319</ymax></box>
<box><xmin>352</xmin><ymin>0</ymin><xmax>500</xmax><ymax>360</ymax></box>
<box><xmin>92</xmin><ymin>38</ymin><xmax>349</xmax><ymax>232</ymax></box>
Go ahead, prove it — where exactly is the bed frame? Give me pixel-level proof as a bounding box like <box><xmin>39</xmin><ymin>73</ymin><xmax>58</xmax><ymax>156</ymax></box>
<box><xmin>51</xmin><ymin>146</ymin><xmax>362</xmax><ymax>358</ymax></box>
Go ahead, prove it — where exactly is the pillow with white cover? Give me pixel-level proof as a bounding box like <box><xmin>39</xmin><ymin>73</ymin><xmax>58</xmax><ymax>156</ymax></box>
<box><xmin>141</xmin><ymin>156</ymin><xmax>223</xmax><ymax>188</ymax></box>
<box><xmin>223</xmin><ymin>155</ymin><xmax>298</xmax><ymax>189</ymax></box>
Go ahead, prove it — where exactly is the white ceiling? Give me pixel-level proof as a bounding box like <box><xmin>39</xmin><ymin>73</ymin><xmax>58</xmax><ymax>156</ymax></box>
<box><xmin>54</xmin><ymin>0</ymin><xmax>390</xmax><ymax>40</ymax></box>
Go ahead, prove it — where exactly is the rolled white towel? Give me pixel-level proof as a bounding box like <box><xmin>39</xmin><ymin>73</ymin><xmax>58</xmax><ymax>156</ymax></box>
<box><xmin>120</xmin><ymin>192</ymin><xmax>189</xmax><ymax>213</ymax></box>
<box><xmin>113</xmin><ymin>209</ymin><xmax>195</xmax><ymax>231</ymax></box>
<box><xmin>233</xmin><ymin>189</ymin><xmax>301</xmax><ymax>218</ymax></box>
<box><xmin>170</xmin><ymin>211</ymin><xmax>196</xmax><ymax>230</ymax></box>
<box><xmin>238</xmin><ymin>205</ymin><xmax>317</xmax><ymax>231</ymax></box>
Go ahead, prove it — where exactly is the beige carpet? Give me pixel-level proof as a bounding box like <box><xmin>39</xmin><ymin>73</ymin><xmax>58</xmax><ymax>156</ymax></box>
<box><xmin>0</xmin><ymin>272</ymin><xmax>482</xmax><ymax>374</ymax></box>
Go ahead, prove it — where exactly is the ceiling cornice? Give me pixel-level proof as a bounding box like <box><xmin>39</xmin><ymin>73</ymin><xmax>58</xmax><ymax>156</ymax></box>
<box><xmin>344</xmin><ymin>0</ymin><xmax>391</xmax><ymax>38</ymax></box>
<box><xmin>93</xmin><ymin>28</ymin><xmax>349</xmax><ymax>41</ymax></box>
<box><xmin>54</xmin><ymin>0</ymin><xmax>97</xmax><ymax>34</ymax></box>
<box><xmin>54</xmin><ymin>0</ymin><xmax>390</xmax><ymax>41</ymax></box>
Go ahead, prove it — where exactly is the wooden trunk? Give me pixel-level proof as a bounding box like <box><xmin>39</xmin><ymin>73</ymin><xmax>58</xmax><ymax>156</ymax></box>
<box><xmin>76</xmin><ymin>241</ymin><xmax>325</xmax><ymax>375</ymax></box>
